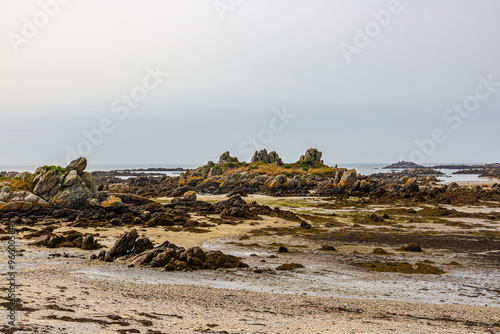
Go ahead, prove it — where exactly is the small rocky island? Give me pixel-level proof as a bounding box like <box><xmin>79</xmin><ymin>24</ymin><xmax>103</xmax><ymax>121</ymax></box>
<box><xmin>383</xmin><ymin>161</ymin><xmax>426</xmax><ymax>169</ymax></box>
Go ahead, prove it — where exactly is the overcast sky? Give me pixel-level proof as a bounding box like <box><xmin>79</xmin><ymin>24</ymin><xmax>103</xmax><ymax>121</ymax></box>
<box><xmin>1</xmin><ymin>0</ymin><xmax>499</xmax><ymax>167</ymax></box>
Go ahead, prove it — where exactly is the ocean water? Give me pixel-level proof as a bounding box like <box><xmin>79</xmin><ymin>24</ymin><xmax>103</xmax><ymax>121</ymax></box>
<box><xmin>336</xmin><ymin>163</ymin><xmax>497</xmax><ymax>184</ymax></box>
<box><xmin>0</xmin><ymin>163</ymin><xmax>198</xmax><ymax>175</ymax></box>
<box><xmin>1</xmin><ymin>163</ymin><xmax>496</xmax><ymax>184</ymax></box>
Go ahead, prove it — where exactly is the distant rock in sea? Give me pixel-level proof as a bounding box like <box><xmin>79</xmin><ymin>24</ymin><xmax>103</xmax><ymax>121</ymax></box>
<box><xmin>383</xmin><ymin>161</ymin><xmax>425</xmax><ymax>169</ymax></box>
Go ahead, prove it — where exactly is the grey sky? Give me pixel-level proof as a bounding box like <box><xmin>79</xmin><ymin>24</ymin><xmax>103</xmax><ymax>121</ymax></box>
<box><xmin>1</xmin><ymin>0</ymin><xmax>499</xmax><ymax>166</ymax></box>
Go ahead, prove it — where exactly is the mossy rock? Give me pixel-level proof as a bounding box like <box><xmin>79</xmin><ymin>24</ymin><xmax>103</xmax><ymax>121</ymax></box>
<box><xmin>354</xmin><ymin>261</ymin><xmax>444</xmax><ymax>275</ymax></box>
<box><xmin>39</xmin><ymin>166</ymin><xmax>66</xmax><ymax>176</ymax></box>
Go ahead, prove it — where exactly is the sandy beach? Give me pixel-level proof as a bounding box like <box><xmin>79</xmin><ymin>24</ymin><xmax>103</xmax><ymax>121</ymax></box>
<box><xmin>3</xmin><ymin>192</ymin><xmax>500</xmax><ymax>333</ymax></box>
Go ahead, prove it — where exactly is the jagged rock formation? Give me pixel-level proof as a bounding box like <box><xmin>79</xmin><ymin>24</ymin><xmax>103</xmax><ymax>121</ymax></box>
<box><xmin>121</xmin><ymin>148</ymin><xmax>371</xmax><ymax>197</ymax></box>
<box><xmin>217</xmin><ymin>151</ymin><xmax>238</xmax><ymax>166</ymax></box>
<box><xmin>251</xmin><ymin>149</ymin><xmax>283</xmax><ymax>166</ymax></box>
<box><xmin>96</xmin><ymin>229</ymin><xmax>248</xmax><ymax>271</ymax></box>
<box><xmin>90</xmin><ymin>148</ymin><xmax>492</xmax><ymax>200</ymax></box>
<box><xmin>298</xmin><ymin>148</ymin><xmax>323</xmax><ymax>165</ymax></box>
<box><xmin>0</xmin><ymin>157</ymin><xmax>98</xmax><ymax>212</ymax></box>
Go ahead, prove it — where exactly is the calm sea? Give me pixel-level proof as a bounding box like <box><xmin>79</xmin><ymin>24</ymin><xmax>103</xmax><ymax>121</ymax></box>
<box><xmin>1</xmin><ymin>163</ymin><xmax>496</xmax><ymax>184</ymax></box>
<box><xmin>336</xmin><ymin>163</ymin><xmax>497</xmax><ymax>184</ymax></box>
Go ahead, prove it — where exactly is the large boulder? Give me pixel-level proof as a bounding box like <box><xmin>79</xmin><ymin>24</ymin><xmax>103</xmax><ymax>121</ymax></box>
<box><xmin>108</xmin><ymin>229</ymin><xmax>139</xmax><ymax>258</ymax></box>
<box><xmin>208</xmin><ymin>167</ymin><xmax>223</xmax><ymax>177</ymax></box>
<box><xmin>48</xmin><ymin>183</ymin><xmax>92</xmax><ymax>208</ymax></box>
<box><xmin>33</xmin><ymin>170</ymin><xmax>59</xmax><ymax>196</ymax></box>
<box><xmin>340</xmin><ymin>169</ymin><xmax>357</xmax><ymax>187</ymax></box>
<box><xmin>62</xmin><ymin>170</ymin><xmax>78</xmax><ymax>187</ymax></box>
<box><xmin>214</xmin><ymin>194</ymin><xmax>247</xmax><ymax>210</ymax></box>
<box><xmin>24</xmin><ymin>193</ymin><xmax>48</xmax><ymax>205</ymax></box>
<box><xmin>268</xmin><ymin>174</ymin><xmax>287</xmax><ymax>188</ymax></box>
<box><xmin>205</xmin><ymin>251</ymin><xmax>246</xmax><ymax>269</ymax></box>
<box><xmin>403</xmin><ymin>178</ymin><xmax>419</xmax><ymax>193</ymax></box>
<box><xmin>101</xmin><ymin>195</ymin><xmax>123</xmax><ymax>210</ymax></box>
<box><xmin>0</xmin><ymin>201</ymin><xmax>24</xmax><ymax>212</ymax></box>
<box><xmin>183</xmin><ymin>191</ymin><xmax>197</xmax><ymax>202</ymax></box>
<box><xmin>65</xmin><ymin>157</ymin><xmax>87</xmax><ymax>175</ymax></box>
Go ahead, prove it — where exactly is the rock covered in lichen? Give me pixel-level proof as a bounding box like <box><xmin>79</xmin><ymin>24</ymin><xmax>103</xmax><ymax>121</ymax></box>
<box><xmin>0</xmin><ymin>157</ymin><xmax>99</xmax><ymax>212</ymax></box>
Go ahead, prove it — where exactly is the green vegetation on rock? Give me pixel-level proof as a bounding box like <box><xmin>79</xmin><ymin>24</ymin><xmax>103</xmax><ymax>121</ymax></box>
<box><xmin>223</xmin><ymin>161</ymin><xmax>335</xmax><ymax>177</ymax></box>
<box><xmin>39</xmin><ymin>165</ymin><xmax>66</xmax><ymax>175</ymax></box>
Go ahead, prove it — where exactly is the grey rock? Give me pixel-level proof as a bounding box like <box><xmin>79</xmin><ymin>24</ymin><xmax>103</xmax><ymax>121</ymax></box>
<box><xmin>62</xmin><ymin>170</ymin><xmax>78</xmax><ymax>187</ymax></box>
<box><xmin>217</xmin><ymin>151</ymin><xmax>238</xmax><ymax>166</ymax></box>
<box><xmin>251</xmin><ymin>149</ymin><xmax>283</xmax><ymax>165</ymax></box>
<box><xmin>48</xmin><ymin>183</ymin><xmax>90</xmax><ymax>208</ymax></box>
<box><xmin>15</xmin><ymin>172</ymin><xmax>32</xmax><ymax>182</ymax></box>
<box><xmin>65</xmin><ymin>157</ymin><xmax>87</xmax><ymax>175</ymax></box>
<box><xmin>183</xmin><ymin>191</ymin><xmax>197</xmax><ymax>202</ymax></box>
<box><xmin>208</xmin><ymin>167</ymin><xmax>223</xmax><ymax>177</ymax></box>
<box><xmin>81</xmin><ymin>171</ymin><xmax>98</xmax><ymax>197</ymax></box>
<box><xmin>33</xmin><ymin>170</ymin><xmax>58</xmax><ymax>196</ymax></box>
<box><xmin>340</xmin><ymin>169</ymin><xmax>357</xmax><ymax>187</ymax></box>
<box><xmin>299</xmin><ymin>148</ymin><xmax>323</xmax><ymax>165</ymax></box>
<box><xmin>32</xmin><ymin>235</ymin><xmax>51</xmax><ymax>246</ymax></box>
<box><xmin>86</xmin><ymin>198</ymin><xmax>100</xmax><ymax>207</ymax></box>
<box><xmin>108</xmin><ymin>229</ymin><xmax>139</xmax><ymax>258</ymax></box>
<box><xmin>24</xmin><ymin>193</ymin><xmax>46</xmax><ymax>204</ymax></box>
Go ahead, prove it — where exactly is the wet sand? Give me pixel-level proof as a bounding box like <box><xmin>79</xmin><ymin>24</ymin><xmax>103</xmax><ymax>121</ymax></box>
<box><xmin>3</xmin><ymin>252</ymin><xmax>499</xmax><ymax>334</ymax></box>
<box><xmin>2</xmin><ymin>195</ymin><xmax>500</xmax><ymax>333</ymax></box>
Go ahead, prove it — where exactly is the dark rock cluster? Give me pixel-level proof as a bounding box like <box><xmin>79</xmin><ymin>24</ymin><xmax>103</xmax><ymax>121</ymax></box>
<box><xmin>93</xmin><ymin>229</ymin><xmax>248</xmax><ymax>271</ymax></box>
<box><xmin>31</xmin><ymin>230</ymin><xmax>102</xmax><ymax>250</ymax></box>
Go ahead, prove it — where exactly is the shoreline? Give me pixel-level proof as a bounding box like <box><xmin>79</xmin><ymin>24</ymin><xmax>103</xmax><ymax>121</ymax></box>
<box><xmin>4</xmin><ymin>244</ymin><xmax>499</xmax><ymax>334</ymax></box>
<box><xmin>2</xmin><ymin>156</ymin><xmax>500</xmax><ymax>333</ymax></box>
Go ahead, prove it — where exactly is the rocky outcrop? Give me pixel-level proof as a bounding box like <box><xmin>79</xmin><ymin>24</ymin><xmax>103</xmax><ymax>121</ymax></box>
<box><xmin>65</xmin><ymin>157</ymin><xmax>88</xmax><ymax>174</ymax></box>
<box><xmin>298</xmin><ymin>148</ymin><xmax>323</xmax><ymax>165</ymax></box>
<box><xmin>107</xmin><ymin>229</ymin><xmax>153</xmax><ymax>257</ymax></box>
<box><xmin>217</xmin><ymin>151</ymin><xmax>238</xmax><ymax>166</ymax></box>
<box><xmin>33</xmin><ymin>170</ymin><xmax>59</xmax><ymax>195</ymax></box>
<box><xmin>0</xmin><ymin>157</ymin><xmax>99</xmax><ymax>213</ymax></box>
<box><xmin>208</xmin><ymin>166</ymin><xmax>223</xmax><ymax>177</ymax></box>
<box><xmin>368</xmin><ymin>168</ymin><xmax>442</xmax><ymax>185</ymax></box>
<box><xmin>383</xmin><ymin>161</ymin><xmax>425</xmax><ymax>169</ymax></box>
<box><xmin>251</xmin><ymin>149</ymin><xmax>283</xmax><ymax>166</ymax></box>
<box><xmin>454</xmin><ymin>167</ymin><xmax>500</xmax><ymax>179</ymax></box>
<box><xmin>98</xmin><ymin>230</ymin><xmax>248</xmax><ymax>271</ymax></box>
<box><xmin>214</xmin><ymin>194</ymin><xmax>259</xmax><ymax>219</ymax></box>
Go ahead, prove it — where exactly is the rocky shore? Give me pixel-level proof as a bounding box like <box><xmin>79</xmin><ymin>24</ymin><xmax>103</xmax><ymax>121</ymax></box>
<box><xmin>1</xmin><ymin>151</ymin><xmax>499</xmax><ymax>333</ymax></box>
